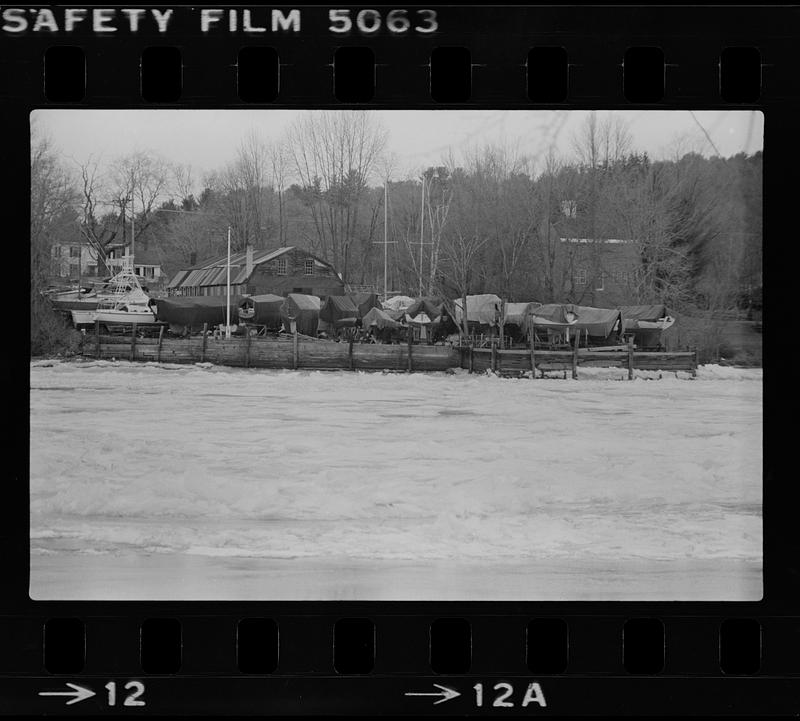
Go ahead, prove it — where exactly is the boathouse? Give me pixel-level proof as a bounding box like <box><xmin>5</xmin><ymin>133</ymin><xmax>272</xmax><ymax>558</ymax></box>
<box><xmin>166</xmin><ymin>246</ymin><xmax>346</xmax><ymax>299</ymax></box>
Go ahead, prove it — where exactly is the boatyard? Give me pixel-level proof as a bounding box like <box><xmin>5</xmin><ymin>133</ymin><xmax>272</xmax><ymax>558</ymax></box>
<box><xmin>30</xmin><ymin>109</ymin><xmax>762</xmax><ymax>603</ymax></box>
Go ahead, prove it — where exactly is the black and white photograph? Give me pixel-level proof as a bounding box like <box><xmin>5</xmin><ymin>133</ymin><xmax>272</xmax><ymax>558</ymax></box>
<box><xmin>29</xmin><ymin>109</ymin><xmax>763</xmax><ymax>601</ymax></box>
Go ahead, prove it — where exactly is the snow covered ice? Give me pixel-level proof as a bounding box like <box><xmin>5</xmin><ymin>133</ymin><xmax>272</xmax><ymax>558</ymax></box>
<box><xmin>29</xmin><ymin>360</ymin><xmax>762</xmax><ymax>600</ymax></box>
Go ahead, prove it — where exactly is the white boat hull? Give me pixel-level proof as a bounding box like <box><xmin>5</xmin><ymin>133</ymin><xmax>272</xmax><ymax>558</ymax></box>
<box><xmin>94</xmin><ymin>309</ymin><xmax>158</xmax><ymax>325</ymax></box>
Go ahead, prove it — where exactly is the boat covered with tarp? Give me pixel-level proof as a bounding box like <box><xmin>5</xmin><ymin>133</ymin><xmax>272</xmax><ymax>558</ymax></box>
<box><xmin>237</xmin><ymin>294</ymin><xmax>284</xmax><ymax>328</ymax></box>
<box><xmin>500</xmin><ymin>302</ymin><xmax>542</xmax><ymax>341</ymax></box>
<box><xmin>347</xmin><ymin>292</ymin><xmax>382</xmax><ymax>318</ymax></box>
<box><xmin>565</xmin><ymin>305</ymin><xmax>623</xmax><ymax>340</ymax></box>
<box><xmin>529</xmin><ymin>303</ymin><xmax>579</xmax><ymax>328</ymax></box>
<box><xmin>382</xmin><ymin>295</ymin><xmax>415</xmax><ymax>312</ymax></box>
<box><xmin>362</xmin><ymin>306</ymin><xmax>404</xmax><ymax>330</ymax></box>
<box><xmin>155</xmin><ymin>295</ymin><xmax>243</xmax><ymax>333</ymax></box>
<box><xmin>617</xmin><ymin>304</ymin><xmax>676</xmax><ymax>348</ymax></box>
<box><xmin>319</xmin><ymin>295</ymin><xmax>360</xmax><ymax>329</ymax></box>
<box><xmin>453</xmin><ymin>294</ymin><xmax>503</xmax><ymax>328</ymax></box>
<box><xmin>280</xmin><ymin>293</ymin><xmax>321</xmax><ymax>336</ymax></box>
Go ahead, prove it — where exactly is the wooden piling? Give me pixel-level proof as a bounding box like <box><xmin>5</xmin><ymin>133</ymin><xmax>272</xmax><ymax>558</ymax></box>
<box><xmin>407</xmin><ymin>327</ymin><xmax>413</xmax><ymax>372</ymax></box>
<box><xmin>201</xmin><ymin>323</ymin><xmax>208</xmax><ymax>362</ymax></box>
<box><xmin>292</xmin><ymin>324</ymin><xmax>298</xmax><ymax>370</ymax></box>
<box><xmin>491</xmin><ymin>340</ymin><xmax>497</xmax><ymax>373</ymax></box>
<box><xmin>692</xmin><ymin>349</ymin><xmax>698</xmax><ymax>377</ymax></box>
<box><xmin>245</xmin><ymin>330</ymin><xmax>251</xmax><ymax>368</ymax></box>
<box><xmin>348</xmin><ymin>338</ymin><xmax>354</xmax><ymax>370</ymax></box>
<box><xmin>94</xmin><ymin>320</ymin><xmax>101</xmax><ymax>359</ymax></box>
<box><xmin>627</xmin><ymin>336</ymin><xmax>634</xmax><ymax>380</ymax></box>
<box><xmin>571</xmin><ymin>331</ymin><xmax>579</xmax><ymax>379</ymax></box>
<box><xmin>129</xmin><ymin>324</ymin><xmax>137</xmax><ymax>361</ymax></box>
<box><xmin>156</xmin><ymin>325</ymin><xmax>164</xmax><ymax>362</ymax></box>
<box><xmin>530</xmin><ymin>337</ymin><xmax>536</xmax><ymax>378</ymax></box>
<box><xmin>468</xmin><ymin>344</ymin><xmax>474</xmax><ymax>373</ymax></box>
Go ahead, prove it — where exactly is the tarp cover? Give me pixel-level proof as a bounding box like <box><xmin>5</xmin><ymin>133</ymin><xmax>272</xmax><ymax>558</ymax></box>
<box><xmin>617</xmin><ymin>304</ymin><xmax>672</xmax><ymax>331</ymax></box>
<box><xmin>280</xmin><ymin>293</ymin><xmax>321</xmax><ymax>336</ymax></box>
<box><xmin>319</xmin><ymin>295</ymin><xmax>359</xmax><ymax>324</ymax></box>
<box><xmin>504</xmin><ymin>302</ymin><xmax>541</xmax><ymax>327</ymax></box>
<box><xmin>362</xmin><ymin>307</ymin><xmax>403</xmax><ymax>330</ymax></box>
<box><xmin>529</xmin><ymin>303</ymin><xmax>579</xmax><ymax>328</ymax></box>
<box><xmin>566</xmin><ymin>305</ymin><xmax>622</xmax><ymax>338</ymax></box>
<box><xmin>237</xmin><ymin>294</ymin><xmax>284</xmax><ymax>326</ymax></box>
<box><xmin>348</xmin><ymin>293</ymin><xmax>382</xmax><ymax>318</ymax></box>
<box><xmin>155</xmin><ymin>295</ymin><xmax>243</xmax><ymax>328</ymax></box>
<box><xmin>453</xmin><ymin>294</ymin><xmax>503</xmax><ymax>326</ymax></box>
<box><xmin>405</xmin><ymin>297</ymin><xmax>444</xmax><ymax>321</ymax></box>
<box><xmin>382</xmin><ymin>295</ymin><xmax>415</xmax><ymax>312</ymax></box>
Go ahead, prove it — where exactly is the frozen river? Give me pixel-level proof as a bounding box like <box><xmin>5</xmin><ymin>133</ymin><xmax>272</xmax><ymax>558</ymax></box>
<box><xmin>30</xmin><ymin>360</ymin><xmax>762</xmax><ymax>600</ymax></box>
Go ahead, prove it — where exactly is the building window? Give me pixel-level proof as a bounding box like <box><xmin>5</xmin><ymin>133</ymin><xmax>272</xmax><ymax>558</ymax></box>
<box><xmin>277</xmin><ymin>258</ymin><xmax>287</xmax><ymax>276</ymax></box>
<box><xmin>70</xmin><ymin>246</ymin><xmax>81</xmax><ymax>258</ymax></box>
<box><xmin>576</xmin><ymin>269</ymin><xmax>587</xmax><ymax>285</ymax></box>
<box><xmin>594</xmin><ymin>272</ymin><xmax>605</xmax><ymax>291</ymax></box>
<box><xmin>52</xmin><ymin>246</ymin><xmax>62</xmax><ymax>258</ymax></box>
<box><xmin>304</xmin><ymin>258</ymin><xmax>314</xmax><ymax>276</ymax></box>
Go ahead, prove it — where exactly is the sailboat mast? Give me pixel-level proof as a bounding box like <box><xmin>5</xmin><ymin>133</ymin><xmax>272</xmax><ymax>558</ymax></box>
<box><xmin>130</xmin><ymin>193</ymin><xmax>135</xmax><ymax>271</ymax></box>
<box><xmin>383</xmin><ymin>181</ymin><xmax>388</xmax><ymax>300</ymax></box>
<box><xmin>419</xmin><ymin>174</ymin><xmax>425</xmax><ymax>296</ymax></box>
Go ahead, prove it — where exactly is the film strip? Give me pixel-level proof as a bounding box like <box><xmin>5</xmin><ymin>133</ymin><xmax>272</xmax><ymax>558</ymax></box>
<box><xmin>4</xmin><ymin>3</ymin><xmax>794</xmax><ymax>716</ymax></box>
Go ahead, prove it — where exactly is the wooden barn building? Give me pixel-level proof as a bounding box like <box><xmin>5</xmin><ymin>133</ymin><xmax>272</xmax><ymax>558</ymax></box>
<box><xmin>166</xmin><ymin>246</ymin><xmax>346</xmax><ymax>299</ymax></box>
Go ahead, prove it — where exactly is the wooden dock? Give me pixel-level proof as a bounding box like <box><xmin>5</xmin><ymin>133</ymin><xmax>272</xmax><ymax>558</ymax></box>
<box><xmin>463</xmin><ymin>344</ymin><xmax>698</xmax><ymax>377</ymax></box>
<box><xmin>80</xmin><ymin>323</ymin><xmax>697</xmax><ymax>377</ymax></box>
<box><xmin>81</xmin><ymin>324</ymin><xmax>460</xmax><ymax>373</ymax></box>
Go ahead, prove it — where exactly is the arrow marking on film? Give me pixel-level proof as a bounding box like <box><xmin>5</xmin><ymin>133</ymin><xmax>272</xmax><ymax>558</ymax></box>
<box><xmin>38</xmin><ymin>683</ymin><xmax>96</xmax><ymax>705</ymax></box>
<box><xmin>405</xmin><ymin>683</ymin><xmax>461</xmax><ymax>705</ymax></box>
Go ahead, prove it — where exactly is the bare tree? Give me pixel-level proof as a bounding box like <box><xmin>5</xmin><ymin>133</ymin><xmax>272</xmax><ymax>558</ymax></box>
<box><xmin>423</xmin><ymin>166</ymin><xmax>452</xmax><ymax>296</ymax></box>
<box><xmin>270</xmin><ymin>140</ymin><xmax>291</xmax><ymax>245</ymax></box>
<box><xmin>210</xmin><ymin>132</ymin><xmax>275</xmax><ymax>251</ymax></box>
<box><xmin>76</xmin><ymin>157</ymin><xmax>118</xmax><ymax>275</ymax></box>
<box><xmin>109</xmin><ymin>150</ymin><xmax>172</xmax><ymax>240</ymax></box>
<box><xmin>30</xmin><ymin>129</ymin><xmax>82</xmax><ymax>353</ymax></box>
<box><xmin>287</xmin><ymin>110</ymin><xmax>388</xmax><ymax>281</ymax></box>
<box><xmin>31</xmin><ymin>133</ymin><xmax>79</xmax><ymax>283</ymax></box>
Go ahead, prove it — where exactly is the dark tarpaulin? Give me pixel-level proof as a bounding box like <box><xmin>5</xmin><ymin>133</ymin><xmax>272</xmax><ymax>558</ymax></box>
<box><xmin>362</xmin><ymin>307</ymin><xmax>403</xmax><ymax>330</ymax></box>
<box><xmin>319</xmin><ymin>295</ymin><xmax>359</xmax><ymax>324</ymax></box>
<box><xmin>238</xmin><ymin>294</ymin><xmax>284</xmax><ymax>326</ymax></box>
<box><xmin>617</xmin><ymin>304</ymin><xmax>672</xmax><ymax>331</ymax></box>
<box><xmin>347</xmin><ymin>292</ymin><xmax>382</xmax><ymax>318</ymax></box>
<box><xmin>280</xmin><ymin>293</ymin><xmax>321</xmax><ymax>336</ymax></box>
<box><xmin>504</xmin><ymin>302</ymin><xmax>542</xmax><ymax>327</ymax></box>
<box><xmin>530</xmin><ymin>303</ymin><xmax>578</xmax><ymax>328</ymax></box>
<box><xmin>405</xmin><ymin>297</ymin><xmax>445</xmax><ymax>320</ymax></box>
<box><xmin>155</xmin><ymin>295</ymin><xmax>243</xmax><ymax>329</ymax></box>
<box><xmin>565</xmin><ymin>305</ymin><xmax>622</xmax><ymax>338</ymax></box>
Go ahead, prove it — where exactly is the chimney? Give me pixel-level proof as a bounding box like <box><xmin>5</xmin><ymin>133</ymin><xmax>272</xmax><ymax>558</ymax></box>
<box><xmin>245</xmin><ymin>244</ymin><xmax>254</xmax><ymax>278</ymax></box>
<box><xmin>189</xmin><ymin>252</ymin><xmax>197</xmax><ymax>266</ymax></box>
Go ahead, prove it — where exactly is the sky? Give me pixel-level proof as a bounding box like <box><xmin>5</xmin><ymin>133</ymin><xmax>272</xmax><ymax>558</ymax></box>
<box><xmin>34</xmin><ymin>109</ymin><xmax>763</xmax><ymax>190</ymax></box>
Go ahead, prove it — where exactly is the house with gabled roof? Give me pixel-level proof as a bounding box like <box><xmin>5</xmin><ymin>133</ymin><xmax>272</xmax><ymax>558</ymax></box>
<box><xmin>166</xmin><ymin>246</ymin><xmax>346</xmax><ymax>299</ymax></box>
